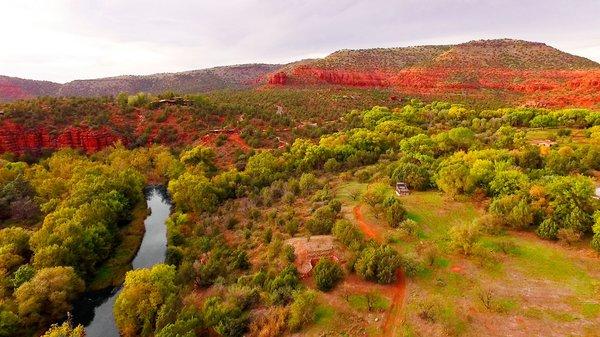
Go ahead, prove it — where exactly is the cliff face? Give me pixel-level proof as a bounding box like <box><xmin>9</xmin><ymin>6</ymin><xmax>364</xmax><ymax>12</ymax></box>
<box><xmin>280</xmin><ymin>66</ymin><xmax>600</xmax><ymax>108</ymax></box>
<box><xmin>268</xmin><ymin>39</ymin><xmax>600</xmax><ymax>107</ymax></box>
<box><xmin>267</xmin><ymin>72</ymin><xmax>288</xmax><ymax>85</ymax></box>
<box><xmin>0</xmin><ymin>121</ymin><xmax>124</xmax><ymax>154</ymax></box>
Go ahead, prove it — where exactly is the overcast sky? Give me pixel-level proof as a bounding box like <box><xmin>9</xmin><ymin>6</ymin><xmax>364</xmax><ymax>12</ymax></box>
<box><xmin>1</xmin><ymin>0</ymin><xmax>599</xmax><ymax>83</ymax></box>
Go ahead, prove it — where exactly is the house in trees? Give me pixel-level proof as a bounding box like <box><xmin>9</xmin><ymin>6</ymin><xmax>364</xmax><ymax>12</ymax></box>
<box><xmin>395</xmin><ymin>182</ymin><xmax>410</xmax><ymax>196</ymax></box>
<box><xmin>285</xmin><ymin>235</ymin><xmax>340</xmax><ymax>278</ymax></box>
<box><xmin>531</xmin><ymin>139</ymin><xmax>557</xmax><ymax>147</ymax></box>
<box><xmin>151</xmin><ymin>97</ymin><xmax>192</xmax><ymax>108</ymax></box>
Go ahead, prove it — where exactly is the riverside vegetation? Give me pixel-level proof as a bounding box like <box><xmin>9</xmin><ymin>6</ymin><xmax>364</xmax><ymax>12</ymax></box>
<box><xmin>1</xmin><ymin>94</ymin><xmax>600</xmax><ymax>336</ymax></box>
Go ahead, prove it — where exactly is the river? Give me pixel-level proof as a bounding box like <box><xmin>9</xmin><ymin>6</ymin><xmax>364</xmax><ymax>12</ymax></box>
<box><xmin>72</xmin><ymin>185</ymin><xmax>171</xmax><ymax>337</ymax></box>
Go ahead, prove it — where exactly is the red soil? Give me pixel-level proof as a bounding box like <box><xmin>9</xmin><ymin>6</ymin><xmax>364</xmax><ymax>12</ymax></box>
<box><xmin>267</xmin><ymin>71</ymin><xmax>288</xmax><ymax>85</ymax></box>
<box><xmin>284</xmin><ymin>66</ymin><xmax>600</xmax><ymax>108</ymax></box>
<box><xmin>352</xmin><ymin>204</ymin><xmax>407</xmax><ymax>336</ymax></box>
<box><xmin>353</xmin><ymin>205</ymin><xmax>380</xmax><ymax>240</ymax></box>
<box><xmin>228</xmin><ymin>132</ymin><xmax>250</xmax><ymax>150</ymax></box>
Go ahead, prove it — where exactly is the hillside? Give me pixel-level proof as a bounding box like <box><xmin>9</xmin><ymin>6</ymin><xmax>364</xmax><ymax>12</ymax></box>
<box><xmin>269</xmin><ymin>39</ymin><xmax>600</xmax><ymax>108</ymax></box>
<box><xmin>301</xmin><ymin>39</ymin><xmax>599</xmax><ymax>71</ymax></box>
<box><xmin>57</xmin><ymin>64</ymin><xmax>280</xmax><ymax>97</ymax></box>
<box><xmin>0</xmin><ymin>64</ymin><xmax>280</xmax><ymax>102</ymax></box>
<box><xmin>0</xmin><ymin>76</ymin><xmax>61</xmax><ymax>101</ymax></box>
<box><xmin>2</xmin><ymin>39</ymin><xmax>600</xmax><ymax>108</ymax></box>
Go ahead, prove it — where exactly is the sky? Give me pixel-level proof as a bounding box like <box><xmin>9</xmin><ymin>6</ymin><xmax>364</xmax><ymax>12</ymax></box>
<box><xmin>1</xmin><ymin>0</ymin><xmax>599</xmax><ymax>83</ymax></box>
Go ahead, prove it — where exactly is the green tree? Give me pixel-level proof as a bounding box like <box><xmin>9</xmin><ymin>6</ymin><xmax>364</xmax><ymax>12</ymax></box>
<box><xmin>15</xmin><ymin>267</ymin><xmax>84</xmax><ymax>326</ymax></box>
<box><xmin>592</xmin><ymin>212</ymin><xmax>600</xmax><ymax>253</ymax></box>
<box><xmin>41</xmin><ymin>322</ymin><xmax>85</xmax><ymax>337</ymax></box>
<box><xmin>179</xmin><ymin>146</ymin><xmax>217</xmax><ymax>174</ymax></box>
<box><xmin>306</xmin><ymin>205</ymin><xmax>337</xmax><ymax>235</ymax></box>
<box><xmin>11</xmin><ymin>264</ymin><xmax>35</xmax><ymax>288</ymax></box>
<box><xmin>489</xmin><ymin>169</ymin><xmax>529</xmax><ymax>196</ymax></box>
<box><xmin>355</xmin><ymin>245</ymin><xmax>401</xmax><ymax>284</ymax></box>
<box><xmin>0</xmin><ymin>310</ymin><xmax>21</xmax><ymax>337</ymax></box>
<box><xmin>386</xmin><ymin>200</ymin><xmax>407</xmax><ymax>228</ymax></box>
<box><xmin>114</xmin><ymin>264</ymin><xmax>177</xmax><ymax>337</ymax></box>
<box><xmin>288</xmin><ymin>290</ymin><xmax>317</xmax><ymax>331</ymax></box>
<box><xmin>313</xmin><ymin>258</ymin><xmax>344</xmax><ymax>292</ymax></box>
<box><xmin>332</xmin><ymin>220</ymin><xmax>364</xmax><ymax>250</ymax></box>
<box><xmin>168</xmin><ymin>172</ymin><xmax>218</xmax><ymax>213</ymax></box>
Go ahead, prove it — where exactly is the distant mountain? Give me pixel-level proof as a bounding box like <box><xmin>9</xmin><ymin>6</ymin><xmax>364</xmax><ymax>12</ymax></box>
<box><xmin>57</xmin><ymin>64</ymin><xmax>281</xmax><ymax>97</ymax></box>
<box><xmin>0</xmin><ymin>64</ymin><xmax>280</xmax><ymax>102</ymax></box>
<box><xmin>297</xmin><ymin>39</ymin><xmax>599</xmax><ymax>71</ymax></box>
<box><xmin>2</xmin><ymin>39</ymin><xmax>600</xmax><ymax>107</ymax></box>
<box><xmin>268</xmin><ymin>39</ymin><xmax>600</xmax><ymax>107</ymax></box>
<box><xmin>0</xmin><ymin>76</ymin><xmax>61</xmax><ymax>101</ymax></box>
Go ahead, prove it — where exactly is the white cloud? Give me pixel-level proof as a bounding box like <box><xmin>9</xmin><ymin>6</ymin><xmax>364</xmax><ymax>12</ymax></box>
<box><xmin>0</xmin><ymin>0</ymin><xmax>598</xmax><ymax>82</ymax></box>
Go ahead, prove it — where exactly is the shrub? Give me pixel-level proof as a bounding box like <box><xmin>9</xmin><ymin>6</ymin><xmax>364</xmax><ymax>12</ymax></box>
<box><xmin>313</xmin><ymin>258</ymin><xmax>344</xmax><ymax>292</ymax></box>
<box><xmin>332</xmin><ymin>220</ymin><xmax>364</xmax><ymax>250</ymax></box>
<box><xmin>399</xmin><ymin>253</ymin><xmax>424</xmax><ymax>278</ymax></box>
<box><xmin>247</xmin><ymin>307</ymin><xmax>288</xmax><ymax>337</ymax></box>
<box><xmin>398</xmin><ymin>219</ymin><xmax>419</xmax><ymax>237</ymax></box>
<box><xmin>386</xmin><ymin>200</ymin><xmax>407</xmax><ymax>228</ymax></box>
<box><xmin>306</xmin><ymin>206</ymin><xmax>337</xmax><ymax>235</ymax></box>
<box><xmin>449</xmin><ymin>222</ymin><xmax>482</xmax><ymax>255</ymax></box>
<box><xmin>593</xmin><ymin>213</ymin><xmax>600</xmax><ymax>253</ymax></box>
<box><xmin>556</xmin><ymin>228</ymin><xmax>582</xmax><ymax>246</ymax></box>
<box><xmin>476</xmin><ymin>214</ymin><xmax>504</xmax><ymax>235</ymax></box>
<box><xmin>355</xmin><ymin>245</ymin><xmax>401</xmax><ymax>284</ymax></box>
<box><xmin>299</xmin><ymin>173</ymin><xmax>318</xmax><ymax>194</ymax></box>
<box><xmin>288</xmin><ymin>290</ymin><xmax>317</xmax><ymax>331</ymax></box>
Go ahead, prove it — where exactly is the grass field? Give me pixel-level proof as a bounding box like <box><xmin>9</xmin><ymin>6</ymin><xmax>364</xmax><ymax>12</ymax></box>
<box><xmin>334</xmin><ymin>180</ymin><xmax>600</xmax><ymax>336</ymax></box>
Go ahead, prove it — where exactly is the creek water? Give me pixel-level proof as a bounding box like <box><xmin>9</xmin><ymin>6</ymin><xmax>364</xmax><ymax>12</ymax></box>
<box><xmin>72</xmin><ymin>186</ymin><xmax>171</xmax><ymax>337</ymax></box>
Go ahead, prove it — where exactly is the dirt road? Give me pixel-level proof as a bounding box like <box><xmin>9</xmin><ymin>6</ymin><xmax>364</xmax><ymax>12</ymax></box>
<box><xmin>353</xmin><ymin>205</ymin><xmax>407</xmax><ymax>336</ymax></box>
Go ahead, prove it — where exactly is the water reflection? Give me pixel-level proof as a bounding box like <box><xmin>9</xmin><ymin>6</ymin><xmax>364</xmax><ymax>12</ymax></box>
<box><xmin>72</xmin><ymin>185</ymin><xmax>171</xmax><ymax>337</ymax></box>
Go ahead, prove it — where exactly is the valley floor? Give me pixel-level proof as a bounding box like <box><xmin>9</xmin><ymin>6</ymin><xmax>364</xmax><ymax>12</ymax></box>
<box><xmin>298</xmin><ymin>183</ymin><xmax>600</xmax><ymax>337</ymax></box>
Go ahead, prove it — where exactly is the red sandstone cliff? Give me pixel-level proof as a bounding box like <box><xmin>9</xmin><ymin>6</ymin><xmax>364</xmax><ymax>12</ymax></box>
<box><xmin>0</xmin><ymin>120</ymin><xmax>124</xmax><ymax>155</ymax></box>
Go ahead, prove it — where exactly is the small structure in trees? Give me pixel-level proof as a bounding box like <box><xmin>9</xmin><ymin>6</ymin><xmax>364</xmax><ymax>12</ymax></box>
<box><xmin>395</xmin><ymin>182</ymin><xmax>410</xmax><ymax>196</ymax></box>
<box><xmin>530</xmin><ymin>139</ymin><xmax>557</xmax><ymax>147</ymax></box>
<box><xmin>152</xmin><ymin>97</ymin><xmax>192</xmax><ymax>108</ymax></box>
<box><xmin>285</xmin><ymin>235</ymin><xmax>341</xmax><ymax>278</ymax></box>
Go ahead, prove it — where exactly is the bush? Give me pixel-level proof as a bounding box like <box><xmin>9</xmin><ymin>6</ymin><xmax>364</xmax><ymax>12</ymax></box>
<box><xmin>299</xmin><ymin>173</ymin><xmax>318</xmax><ymax>194</ymax></box>
<box><xmin>449</xmin><ymin>222</ymin><xmax>482</xmax><ymax>255</ymax></box>
<box><xmin>476</xmin><ymin>214</ymin><xmax>504</xmax><ymax>235</ymax></box>
<box><xmin>386</xmin><ymin>200</ymin><xmax>407</xmax><ymax>228</ymax></box>
<box><xmin>313</xmin><ymin>258</ymin><xmax>344</xmax><ymax>292</ymax></box>
<box><xmin>397</xmin><ymin>219</ymin><xmax>419</xmax><ymax>237</ymax></box>
<box><xmin>557</xmin><ymin>228</ymin><xmax>582</xmax><ymax>246</ymax></box>
<box><xmin>399</xmin><ymin>253</ymin><xmax>424</xmax><ymax>278</ymax></box>
<box><xmin>288</xmin><ymin>290</ymin><xmax>317</xmax><ymax>331</ymax></box>
<box><xmin>332</xmin><ymin>220</ymin><xmax>364</xmax><ymax>250</ymax></box>
<box><xmin>355</xmin><ymin>245</ymin><xmax>401</xmax><ymax>284</ymax></box>
<box><xmin>593</xmin><ymin>214</ymin><xmax>600</xmax><ymax>253</ymax></box>
<box><xmin>306</xmin><ymin>205</ymin><xmax>337</xmax><ymax>235</ymax></box>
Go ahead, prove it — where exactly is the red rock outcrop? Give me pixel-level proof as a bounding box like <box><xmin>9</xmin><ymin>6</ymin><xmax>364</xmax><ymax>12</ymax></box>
<box><xmin>268</xmin><ymin>72</ymin><xmax>288</xmax><ymax>85</ymax></box>
<box><xmin>280</xmin><ymin>66</ymin><xmax>600</xmax><ymax>108</ymax></box>
<box><xmin>0</xmin><ymin>83</ymin><xmax>29</xmax><ymax>101</ymax></box>
<box><xmin>0</xmin><ymin>120</ymin><xmax>124</xmax><ymax>155</ymax></box>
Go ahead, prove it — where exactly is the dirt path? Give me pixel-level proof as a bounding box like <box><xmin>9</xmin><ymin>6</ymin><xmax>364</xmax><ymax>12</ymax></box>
<box><xmin>353</xmin><ymin>205</ymin><xmax>380</xmax><ymax>240</ymax></box>
<box><xmin>352</xmin><ymin>205</ymin><xmax>407</xmax><ymax>336</ymax></box>
<box><xmin>228</xmin><ymin>133</ymin><xmax>250</xmax><ymax>150</ymax></box>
